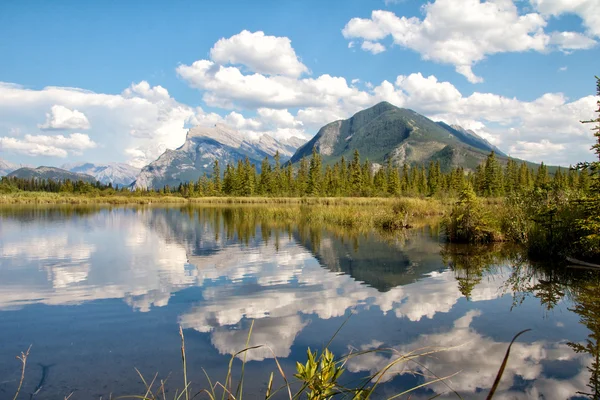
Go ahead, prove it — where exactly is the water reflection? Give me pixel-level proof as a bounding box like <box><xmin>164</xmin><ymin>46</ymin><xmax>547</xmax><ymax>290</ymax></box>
<box><xmin>0</xmin><ymin>206</ymin><xmax>598</xmax><ymax>399</ymax></box>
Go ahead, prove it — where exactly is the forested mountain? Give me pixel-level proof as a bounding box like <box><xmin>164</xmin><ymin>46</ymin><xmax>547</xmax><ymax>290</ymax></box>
<box><xmin>7</xmin><ymin>166</ymin><xmax>97</xmax><ymax>183</ymax></box>
<box><xmin>290</xmin><ymin>102</ymin><xmax>512</xmax><ymax>171</ymax></box>
<box><xmin>63</xmin><ymin>162</ymin><xmax>140</xmax><ymax>186</ymax></box>
<box><xmin>133</xmin><ymin>124</ymin><xmax>306</xmax><ymax>189</ymax></box>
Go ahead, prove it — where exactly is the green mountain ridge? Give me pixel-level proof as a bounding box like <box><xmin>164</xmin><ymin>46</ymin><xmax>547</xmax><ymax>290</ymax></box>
<box><xmin>290</xmin><ymin>101</ymin><xmax>551</xmax><ymax>172</ymax></box>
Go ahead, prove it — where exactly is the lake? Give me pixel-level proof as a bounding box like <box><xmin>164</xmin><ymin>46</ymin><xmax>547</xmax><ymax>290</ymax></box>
<box><xmin>0</xmin><ymin>205</ymin><xmax>597</xmax><ymax>399</ymax></box>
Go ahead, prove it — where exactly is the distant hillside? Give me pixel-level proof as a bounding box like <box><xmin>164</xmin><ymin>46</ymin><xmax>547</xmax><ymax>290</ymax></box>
<box><xmin>62</xmin><ymin>162</ymin><xmax>140</xmax><ymax>186</ymax></box>
<box><xmin>290</xmin><ymin>102</ymin><xmax>528</xmax><ymax>172</ymax></box>
<box><xmin>7</xmin><ymin>166</ymin><xmax>97</xmax><ymax>183</ymax></box>
<box><xmin>133</xmin><ymin>124</ymin><xmax>306</xmax><ymax>189</ymax></box>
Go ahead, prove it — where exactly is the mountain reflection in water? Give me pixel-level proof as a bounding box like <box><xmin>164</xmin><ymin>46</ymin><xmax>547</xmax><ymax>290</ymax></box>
<box><xmin>0</xmin><ymin>206</ymin><xmax>598</xmax><ymax>399</ymax></box>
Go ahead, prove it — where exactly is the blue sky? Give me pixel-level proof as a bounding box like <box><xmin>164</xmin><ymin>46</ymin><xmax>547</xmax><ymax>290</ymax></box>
<box><xmin>0</xmin><ymin>0</ymin><xmax>598</xmax><ymax>168</ymax></box>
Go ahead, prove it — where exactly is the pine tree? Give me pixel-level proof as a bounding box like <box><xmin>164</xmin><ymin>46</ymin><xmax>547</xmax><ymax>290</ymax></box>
<box><xmin>297</xmin><ymin>156</ymin><xmax>309</xmax><ymax>196</ymax></box>
<box><xmin>362</xmin><ymin>160</ymin><xmax>373</xmax><ymax>196</ymax></box>
<box><xmin>285</xmin><ymin>162</ymin><xmax>294</xmax><ymax>195</ymax></box>
<box><xmin>213</xmin><ymin>160</ymin><xmax>222</xmax><ymax>195</ymax></box>
<box><xmin>259</xmin><ymin>157</ymin><xmax>272</xmax><ymax>195</ymax></box>
<box><xmin>339</xmin><ymin>156</ymin><xmax>348</xmax><ymax>195</ymax></box>
<box><xmin>242</xmin><ymin>157</ymin><xmax>255</xmax><ymax>196</ymax></box>
<box><xmin>483</xmin><ymin>151</ymin><xmax>504</xmax><ymax>197</ymax></box>
<box><xmin>308</xmin><ymin>146</ymin><xmax>323</xmax><ymax>196</ymax></box>
<box><xmin>535</xmin><ymin>162</ymin><xmax>550</xmax><ymax>190</ymax></box>
<box><xmin>400</xmin><ymin>164</ymin><xmax>409</xmax><ymax>194</ymax></box>
<box><xmin>350</xmin><ymin>149</ymin><xmax>363</xmax><ymax>196</ymax></box>
<box><xmin>373</xmin><ymin>166</ymin><xmax>388</xmax><ymax>195</ymax></box>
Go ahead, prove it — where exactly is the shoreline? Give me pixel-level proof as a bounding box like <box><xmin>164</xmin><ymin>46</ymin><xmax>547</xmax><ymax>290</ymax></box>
<box><xmin>0</xmin><ymin>193</ymin><xmax>450</xmax><ymax>206</ymax></box>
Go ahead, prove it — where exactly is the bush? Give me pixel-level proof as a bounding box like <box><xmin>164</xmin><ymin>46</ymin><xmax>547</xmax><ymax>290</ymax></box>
<box><xmin>444</xmin><ymin>185</ymin><xmax>503</xmax><ymax>244</ymax></box>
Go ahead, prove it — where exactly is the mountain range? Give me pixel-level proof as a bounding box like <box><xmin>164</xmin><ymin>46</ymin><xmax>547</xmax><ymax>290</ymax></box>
<box><xmin>62</xmin><ymin>162</ymin><xmax>140</xmax><ymax>187</ymax></box>
<box><xmin>1</xmin><ymin>101</ymin><xmax>551</xmax><ymax>189</ymax></box>
<box><xmin>132</xmin><ymin>124</ymin><xmax>306</xmax><ymax>189</ymax></box>
<box><xmin>7</xmin><ymin>166</ymin><xmax>97</xmax><ymax>183</ymax></box>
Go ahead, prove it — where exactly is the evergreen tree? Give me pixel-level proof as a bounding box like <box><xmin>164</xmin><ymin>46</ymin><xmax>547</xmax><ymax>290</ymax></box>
<box><xmin>259</xmin><ymin>157</ymin><xmax>272</xmax><ymax>195</ymax></box>
<box><xmin>535</xmin><ymin>162</ymin><xmax>550</xmax><ymax>190</ymax></box>
<box><xmin>308</xmin><ymin>146</ymin><xmax>323</xmax><ymax>196</ymax></box>
<box><xmin>285</xmin><ymin>162</ymin><xmax>294</xmax><ymax>195</ymax></box>
<box><xmin>297</xmin><ymin>156</ymin><xmax>309</xmax><ymax>195</ymax></box>
<box><xmin>242</xmin><ymin>157</ymin><xmax>255</xmax><ymax>196</ymax></box>
<box><xmin>339</xmin><ymin>156</ymin><xmax>348</xmax><ymax>195</ymax></box>
<box><xmin>350</xmin><ymin>149</ymin><xmax>363</xmax><ymax>196</ymax></box>
<box><xmin>483</xmin><ymin>151</ymin><xmax>504</xmax><ymax>196</ymax></box>
<box><xmin>213</xmin><ymin>160</ymin><xmax>222</xmax><ymax>195</ymax></box>
<box><xmin>373</xmin><ymin>166</ymin><xmax>387</xmax><ymax>195</ymax></box>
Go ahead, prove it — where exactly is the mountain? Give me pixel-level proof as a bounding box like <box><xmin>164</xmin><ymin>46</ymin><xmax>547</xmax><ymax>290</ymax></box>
<box><xmin>133</xmin><ymin>124</ymin><xmax>306</xmax><ymax>189</ymax></box>
<box><xmin>62</xmin><ymin>162</ymin><xmax>140</xmax><ymax>187</ymax></box>
<box><xmin>290</xmin><ymin>102</ymin><xmax>509</xmax><ymax>171</ymax></box>
<box><xmin>0</xmin><ymin>159</ymin><xmax>20</xmax><ymax>177</ymax></box>
<box><xmin>7</xmin><ymin>166</ymin><xmax>97</xmax><ymax>183</ymax></box>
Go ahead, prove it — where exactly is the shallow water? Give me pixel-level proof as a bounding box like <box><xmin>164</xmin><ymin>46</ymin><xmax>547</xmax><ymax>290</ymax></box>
<box><xmin>0</xmin><ymin>206</ymin><xmax>597</xmax><ymax>399</ymax></box>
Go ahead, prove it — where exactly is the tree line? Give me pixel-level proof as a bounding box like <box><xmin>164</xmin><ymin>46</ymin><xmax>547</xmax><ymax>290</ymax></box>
<box><xmin>166</xmin><ymin>148</ymin><xmax>591</xmax><ymax>198</ymax></box>
<box><xmin>1</xmin><ymin>148</ymin><xmax>593</xmax><ymax>199</ymax></box>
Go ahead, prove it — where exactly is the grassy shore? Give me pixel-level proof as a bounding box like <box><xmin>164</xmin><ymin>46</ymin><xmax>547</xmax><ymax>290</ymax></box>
<box><xmin>0</xmin><ymin>193</ymin><xmax>451</xmax><ymax>233</ymax></box>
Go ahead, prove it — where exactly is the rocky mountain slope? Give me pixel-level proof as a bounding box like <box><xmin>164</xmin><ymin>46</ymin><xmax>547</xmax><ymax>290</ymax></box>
<box><xmin>63</xmin><ymin>162</ymin><xmax>140</xmax><ymax>186</ymax></box>
<box><xmin>290</xmin><ymin>102</ymin><xmax>510</xmax><ymax>171</ymax></box>
<box><xmin>133</xmin><ymin>124</ymin><xmax>306</xmax><ymax>189</ymax></box>
<box><xmin>7</xmin><ymin>166</ymin><xmax>97</xmax><ymax>183</ymax></box>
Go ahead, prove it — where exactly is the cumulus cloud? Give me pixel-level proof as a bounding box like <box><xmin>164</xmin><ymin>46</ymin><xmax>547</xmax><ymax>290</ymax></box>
<box><xmin>38</xmin><ymin>105</ymin><xmax>91</xmax><ymax>130</ymax></box>
<box><xmin>1</xmin><ymin>26</ymin><xmax>597</xmax><ymax>167</ymax></box>
<box><xmin>0</xmin><ymin>81</ymin><xmax>221</xmax><ymax>167</ymax></box>
<box><xmin>122</xmin><ymin>81</ymin><xmax>171</xmax><ymax>102</ymax></box>
<box><xmin>342</xmin><ymin>0</ymin><xmax>597</xmax><ymax>83</ymax></box>
<box><xmin>549</xmin><ymin>31</ymin><xmax>598</xmax><ymax>50</ymax></box>
<box><xmin>177</xmin><ymin>32</ymin><xmax>596</xmax><ymax>165</ymax></box>
<box><xmin>210</xmin><ymin>30</ymin><xmax>309</xmax><ymax>77</ymax></box>
<box><xmin>531</xmin><ymin>0</ymin><xmax>600</xmax><ymax>37</ymax></box>
<box><xmin>361</xmin><ymin>40</ymin><xmax>386</xmax><ymax>54</ymax></box>
<box><xmin>0</xmin><ymin>133</ymin><xmax>97</xmax><ymax>157</ymax></box>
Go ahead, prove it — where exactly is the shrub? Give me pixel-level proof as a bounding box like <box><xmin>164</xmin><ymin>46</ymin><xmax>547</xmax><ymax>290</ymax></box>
<box><xmin>444</xmin><ymin>185</ymin><xmax>503</xmax><ymax>244</ymax></box>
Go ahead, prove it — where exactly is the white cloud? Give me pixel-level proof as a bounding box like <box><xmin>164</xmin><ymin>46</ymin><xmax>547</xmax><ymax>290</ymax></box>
<box><xmin>508</xmin><ymin>139</ymin><xmax>566</xmax><ymax>160</ymax></box>
<box><xmin>0</xmin><ymin>81</ymin><xmax>221</xmax><ymax>167</ymax></box>
<box><xmin>122</xmin><ymin>81</ymin><xmax>171</xmax><ymax>102</ymax></box>
<box><xmin>361</xmin><ymin>40</ymin><xmax>386</xmax><ymax>54</ymax></box>
<box><xmin>210</xmin><ymin>30</ymin><xmax>309</xmax><ymax>78</ymax></box>
<box><xmin>38</xmin><ymin>105</ymin><xmax>91</xmax><ymax>130</ymax></box>
<box><xmin>559</xmin><ymin>66</ymin><xmax>568</xmax><ymax>71</ymax></box>
<box><xmin>549</xmin><ymin>31</ymin><xmax>597</xmax><ymax>50</ymax></box>
<box><xmin>1</xmin><ymin>27</ymin><xmax>596</xmax><ymax>167</ymax></box>
<box><xmin>0</xmin><ymin>133</ymin><xmax>97</xmax><ymax>157</ymax></box>
<box><xmin>342</xmin><ymin>1</ymin><xmax>597</xmax><ymax>83</ymax></box>
<box><xmin>531</xmin><ymin>0</ymin><xmax>600</xmax><ymax>37</ymax></box>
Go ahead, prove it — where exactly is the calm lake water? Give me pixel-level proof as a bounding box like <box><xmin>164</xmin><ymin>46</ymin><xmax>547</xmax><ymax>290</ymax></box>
<box><xmin>0</xmin><ymin>206</ymin><xmax>598</xmax><ymax>399</ymax></box>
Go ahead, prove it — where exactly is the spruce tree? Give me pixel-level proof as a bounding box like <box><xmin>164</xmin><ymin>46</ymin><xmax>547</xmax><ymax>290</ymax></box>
<box><xmin>350</xmin><ymin>149</ymin><xmax>363</xmax><ymax>196</ymax></box>
<box><xmin>297</xmin><ymin>156</ymin><xmax>309</xmax><ymax>195</ymax></box>
<box><xmin>308</xmin><ymin>146</ymin><xmax>323</xmax><ymax>196</ymax></box>
<box><xmin>212</xmin><ymin>160</ymin><xmax>222</xmax><ymax>195</ymax></box>
<box><xmin>259</xmin><ymin>157</ymin><xmax>272</xmax><ymax>195</ymax></box>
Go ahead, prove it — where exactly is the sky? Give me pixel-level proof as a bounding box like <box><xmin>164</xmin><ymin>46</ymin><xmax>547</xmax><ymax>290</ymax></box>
<box><xmin>0</xmin><ymin>0</ymin><xmax>598</xmax><ymax>168</ymax></box>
